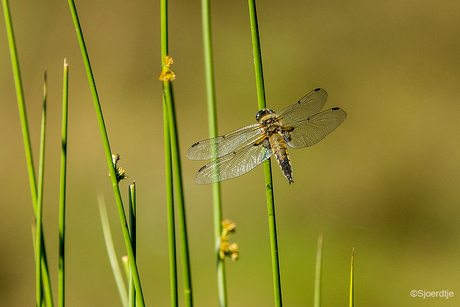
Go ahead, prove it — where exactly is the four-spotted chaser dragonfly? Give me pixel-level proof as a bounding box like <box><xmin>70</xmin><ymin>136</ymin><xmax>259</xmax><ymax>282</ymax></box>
<box><xmin>187</xmin><ymin>88</ymin><xmax>346</xmax><ymax>185</ymax></box>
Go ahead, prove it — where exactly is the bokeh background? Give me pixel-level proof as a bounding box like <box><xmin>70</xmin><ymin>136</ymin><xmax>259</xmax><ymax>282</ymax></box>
<box><xmin>1</xmin><ymin>0</ymin><xmax>460</xmax><ymax>306</ymax></box>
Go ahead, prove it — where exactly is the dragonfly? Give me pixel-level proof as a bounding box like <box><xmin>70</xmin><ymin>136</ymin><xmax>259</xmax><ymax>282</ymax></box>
<box><xmin>187</xmin><ymin>88</ymin><xmax>347</xmax><ymax>185</ymax></box>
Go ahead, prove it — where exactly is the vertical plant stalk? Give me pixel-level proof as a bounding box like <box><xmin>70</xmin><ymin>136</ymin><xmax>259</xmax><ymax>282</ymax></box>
<box><xmin>159</xmin><ymin>4</ymin><xmax>178</xmax><ymax>297</ymax></box>
<box><xmin>128</xmin><ymin>182</ymin><xmax>137</xmax><ymax>307</ymax></box>
<box><xmin>66</xmin><ymin>1</ymin><xmax>144</xmax><ymax>305</ymax></box>
<box><xmin>349</xmin><ymin>248</ymin><xmax>354</xmax><ymax>307</ymax></box>
<box><xmin>97</xmin><ymin>194</ymin><xmax>129</xmax><ymax>307</ymax></box>
<box><xmin>58</xmin><ymin>59</ymin><xmax>69</xmax><ymax>307</ymax></box>
<box><xmin>161</xmin><ymin>3</ymin><xmax>178</xmax><ymax>307</ymax></box>
<box><xmin>35</xmin><ymin>72</ymin><xmax>47</xmax><ymax>307</ymax></box>
<box><xmin>160</xmin><ymin>0</ymin><xmax>193</xmax><ymax>306</ymax></box>
<box><xmin>2</xmin><ymin>1</ymin><xmax>53</xmax><ymax>302</ymax></box>
<box><xmin>200</xmin><ymin>0</ymin><xmax>226</xmax><ymax>305</ymax></box>
<box><xmin>247</xmin><ymin>0</ymin><xmax>282</xmax><ymax>305</ymax></box>
<box><xmin>314</xmin><ymin>234</ymin><xmax>323</xmax><ymax>307</ymax></box>
<box><xmin>164</xmin><ymin>97</ymin><xmax>178</xmax><ymax>307</ymax></box>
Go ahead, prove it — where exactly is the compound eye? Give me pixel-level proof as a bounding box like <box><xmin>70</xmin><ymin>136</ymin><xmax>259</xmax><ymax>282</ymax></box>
<box><xmin>255</xmin><ymin>109</ymin><xmax>266</xmax><ymax>121</ymax></box>
<box><xmin>256</xmin><ymin>108</ymin><xmax>276</xmax><ymax>122</ymax></box>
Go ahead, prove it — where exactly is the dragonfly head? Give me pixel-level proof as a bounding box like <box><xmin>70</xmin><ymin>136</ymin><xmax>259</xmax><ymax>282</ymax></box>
<box><xmin>256</xmin><ymin>108</ymin><xmax>276</xmax><ymax>123</ymax></box>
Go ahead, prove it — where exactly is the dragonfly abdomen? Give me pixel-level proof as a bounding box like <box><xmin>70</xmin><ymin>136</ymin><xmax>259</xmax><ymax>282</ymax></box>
<box><xmin>270</xmin><ymin>133</ymin><xmax>294</xmax><ymax>184</ymax></box>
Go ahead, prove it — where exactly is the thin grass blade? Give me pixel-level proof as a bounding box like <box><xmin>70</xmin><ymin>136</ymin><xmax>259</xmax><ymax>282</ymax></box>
<box><xmin>97</xmin><ymin>194</ymin><xmax>128</xmax><ymax>307</ymax></box>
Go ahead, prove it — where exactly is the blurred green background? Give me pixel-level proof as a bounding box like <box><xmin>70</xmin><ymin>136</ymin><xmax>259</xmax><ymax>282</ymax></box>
<box><xmin>1</xmin><ymin>0</ymin><xmax>460</xmax><ymax>306</ymax></box>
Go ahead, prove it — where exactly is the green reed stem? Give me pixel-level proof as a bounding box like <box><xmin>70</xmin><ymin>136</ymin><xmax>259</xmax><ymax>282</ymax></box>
<box><xmin>35</xmin><ymin>72</ymin><xmax>47</xmax><ymax>307</ymax></box>
<box><xmin>128</xmin><ymin>182</ymin><xmax>137</xmax><ymax>307</ymax></box>
<box><xmin>160</xmin><ymin>8</ymin><xmax>178</xmax><ymax>302</ymax></box>
<box><xmin>161</xmin><ymin>1</ymin><xmax>193</xmax><ymax>306</ymax></box>
<box><xmin>164</xmin><ymin>96</ymin><xmax>178</xmax><ymax>307</ymax></box>
<box><xmin>166</xmin><ymin>83</ymin><xmax>193</xmax><ymax>307</ymax></box>
<box><xmin>2</xmin><ymin>2</ymin><xmax>53</xmax><ymax>304</ymax></box>
<box><xmin>161</xmin><ymin>3</ymin><xmax>178</xmax><ymax>307</ymax></box>
<box><xmin>66</xmin><ymin>1</ymin><xmax>144</xmax><ymax>305</ymax></box>
<box><xmin>163</xmin><ymin>79</ymin><xmax>193</xmax><ymax>307</ymax></box>
<box><xmin>349</xmin><ymin>248</ymin><xmax>354</xmax><ymax>307</ymax></box>
<box><xmin>58</xmin><ymin>59</ymin><xmax>69</xmax><ymax>307</ymax></box>
<box><xmin>247</xmin><ymin>1</ymin><xmax>282</xmax><ymax>305</ymax></box>
<box><xmin>40</xmin><ymin>242</ymin><xmax>53</xmax><ymax>307</ymax></box>
<box><xmin>2</xmin><ymin>0</ymin><xmax>36</xmax><ymax>207</ymax></box>
<box><xmin>31</xmin><ymin>226</ymin><xmax>52</xmax><ymax>307</ymax></box>
<box><xmin>97</xmin><ymin>194</ymin><xmax>128</xmax><ymax>307</ymax></box>
<box><xmin>314</xmin><ymin>234</ymin><xmax>323</xmax><ymax>307</ymax></box>
<box><xmin>200</xmin><ymin>0</ymin><xmax>226</xmax><ymax>305</ymax></box>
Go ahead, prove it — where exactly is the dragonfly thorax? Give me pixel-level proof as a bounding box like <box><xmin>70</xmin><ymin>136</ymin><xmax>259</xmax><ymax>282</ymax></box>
<box><xmin>256</xmin><ymin>108</ymin><xmax>283</xmax><ymax>137</ymax></box>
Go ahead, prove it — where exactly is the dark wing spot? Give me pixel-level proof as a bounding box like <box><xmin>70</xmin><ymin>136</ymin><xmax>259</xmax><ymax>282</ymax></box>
<box><xmin>331</xmin><ymin>107</ymin><xmax>340</xmax><ymax>110</ymax></box>
<box><xmin>314</xmin><ymin>88</ymin><xmax>321</xmax><ymax>92</ymax></box>
<box><xmin>198</xmin><ymin>165</ymin><xmax>207</xmax><ymax>172</ymax></box>
<box><xmin>191</xmin><ymin>142</ymin><xmax>200</xmax><ymax>147</ymax></box>
<box><xmin>222</xmin><ymin>134</ymin><xmax>227</xmax><ymax>138</ymax></box>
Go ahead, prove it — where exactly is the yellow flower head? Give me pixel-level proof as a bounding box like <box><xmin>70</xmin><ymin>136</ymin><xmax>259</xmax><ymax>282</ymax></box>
<box><xmin>159</xmin><ymin>56</ymin><xmax>176</xmax><ymax>81</ymax></box>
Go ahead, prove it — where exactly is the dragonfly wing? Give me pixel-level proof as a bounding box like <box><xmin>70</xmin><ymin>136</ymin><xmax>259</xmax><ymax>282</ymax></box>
<box><xmin>186</xmin><ymin>124</ymin><xmax>262</xmax><ymax>160</ymax></box>
<box><xmin>276</xmin><ymin>88</ymin><xmax>328</xmax><ymax>125</ymax></box>
<box><xmin>194</xmin><ymin>139</ymin><xmax>273</xmax><ymax>185</ymax></box>
<box><xmin>286</xmin><ymin>107</ymin><xmax>347</xmax><ymax>148</ymax></box>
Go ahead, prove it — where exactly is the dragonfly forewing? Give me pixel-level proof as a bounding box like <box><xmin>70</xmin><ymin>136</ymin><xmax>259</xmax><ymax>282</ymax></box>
<box><xmin>186</xmin><ymin>124</ymin><xmax>261</xmax><ymax>160</ymax></box>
